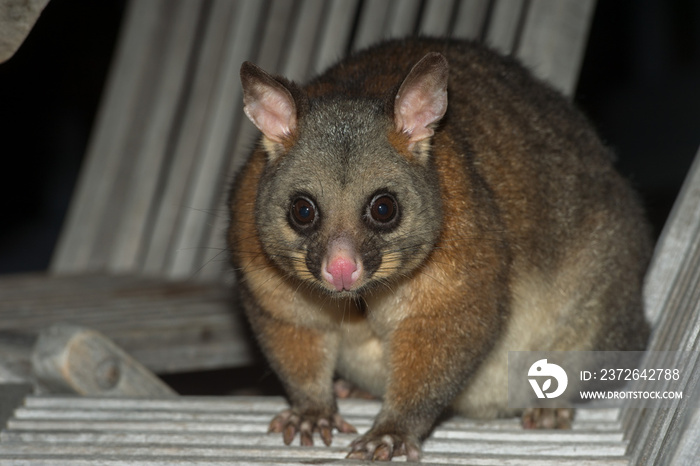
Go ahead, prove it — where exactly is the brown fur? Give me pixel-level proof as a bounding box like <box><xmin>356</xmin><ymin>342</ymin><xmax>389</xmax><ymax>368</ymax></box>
<box><xmin>229</xmin><ymin>38</ymin><xmax>651</xmax><ymax>461</ymax></box>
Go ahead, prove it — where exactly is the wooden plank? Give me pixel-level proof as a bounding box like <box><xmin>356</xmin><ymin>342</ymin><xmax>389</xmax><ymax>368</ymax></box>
<box><xmin>167</xmin><ymin>0</ymin><xmax>266</xmax><ymax>279</ymax></box>
<box><xmin>107</xmin><ymin>0</ymin><xmax>203</xmax><ymax>273</ymax></box>
<box><xmin>419</xmin><ymin>0</ymin><xmax>457</xmax><ymax>36</ymax></box>
<box><xmin>0</xmin><ymin>396</ymin><xmax>629</xmax><ymax>464</ymax></box>
<box><xmin>15</xmin><ymin>396</ymin><xmax>619</xmax><ymax>422</ymax></box>
<box><xmin>452</xmin><ymin>0</ymin><xmax>491</xmax><ymax>40</ymax></box>
<box><xmin>0</xmin><ymin>288</ymin><xmax>229</xmax><ymax>321</ymax></box>
<box><xmin>0</xmin><ymin>432</ymin><xmax>628</xmax><ymax>456</ymax></box>
<box><xmin>50</xmin><ymin>0</ymin><xmax>167</xmax><ymax>272</ymax></box>
<box><xmin>351</xmin><ymin>0</ymin><xmax>394</xmax><ymax>51</ymax></box>
<box><xmin>644</xmin><ymin>146</ymin><xmax>700</xmax><ymax>327</ymax></box>
<box><xmin>311</xmin><ymin>0</ymin><xmax>360</xmax><ymax>76</ymax></box>
<box><xmin>619</xmin><ymin>148</ymin><xmax>700</xmax><ymax>465</ymax></box>
<box><xmin>484</xmin><ymin>0</ymin><xmax>526</xmax><ymax>55</ymax></box>
<box><xmin>516</xmin><ymin>0</ymin><xmax>596</xmax><ymax>96</ymax></box>
<box><xmin>277</xmin><ymin>0</ymin><xmax>326</xmax><ymax>82</ymax></box>
<box><xmin>9</xmin><ymin>396</ymin><xmax>621</xmax><ymax>430</ymax></box>
<box><xmin>667</xmin><ymin>369</ymin><xmax>700</xmax><ymax>465</ymax></box>
<box><xmin>0</xmin><ymin>273</ymin><xmax>225</xmax><ymax>303</ymax></box>
<box><xmin>200</xmin><ymin>0</ymin><xmax>318</xmax><ymax>281</ymax></box>
<box><xmin>0</xmin><ymin>273</ymin><xmax>148</xmax><ymax>297</ymax></box>
<box><xmin>0</xmin><ymin>275</ymin><xmax>252</xmax><ymax>374</ymax></box>
<box><xmin>252</xmin><ymin>0</ymin><xmax>298</xmax><ymax>72</ymax></box>
<box><xmin>384</xmin><ymin>0</ymin><xmax>423</xmax><ymax>39</ymax></box>
<box><xmin>142</xmin><ymin>0</ymin><xmax>238</xmax><ymax>276</ymax></box>
<box><xmin>623</xmin><ymin>310</ymin><xmax>700</xmax><ymax>464</ymax></box>
<box><xmin>1</xmin><ymin>290</ymin><xmax>234</xmax><ymax>324</ymax></box>
<box><xmin>2</xmin><ymin>302</ymin><xmax>235</xmax><ymax>330</ymax></box>
<box><xmin>0</xmin><ymin>446</ymin><xmax>630</xmax><ymax>466</ymax></box>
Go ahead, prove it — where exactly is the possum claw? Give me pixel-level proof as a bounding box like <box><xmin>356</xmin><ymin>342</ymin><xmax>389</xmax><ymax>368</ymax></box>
<box><xmin>347</xmin><ymin>431</ymin><xmax>421</xmax><ymax>462</ymax></box>
<box><xmin>268</xmin><ymin>409</ymin><xmax>357</xmax><ymax>446</ymax></box>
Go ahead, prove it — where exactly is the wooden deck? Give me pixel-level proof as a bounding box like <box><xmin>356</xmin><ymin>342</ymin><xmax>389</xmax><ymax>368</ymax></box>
<box><xmin>0</xmin><ymin>396</ymin><xmax>628</xmax><ymax>465</ymax></box>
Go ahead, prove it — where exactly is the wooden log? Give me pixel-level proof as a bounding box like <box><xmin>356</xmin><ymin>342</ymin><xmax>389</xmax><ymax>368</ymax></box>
<box><xmin>31</xmin><ymin>324</ymin><xmax>176</xmax><ymax>397</ymax></box>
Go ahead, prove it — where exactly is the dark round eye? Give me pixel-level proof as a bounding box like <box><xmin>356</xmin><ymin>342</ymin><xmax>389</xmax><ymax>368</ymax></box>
<box><xmin>368</xmin><ymin>194</ymin><xmax>398</xmax><ymax>224</ymax></box>
<box><xmin>290</xmin><ymin>197</ymin><xmax>316</xmax><ymax>226</ymax></box>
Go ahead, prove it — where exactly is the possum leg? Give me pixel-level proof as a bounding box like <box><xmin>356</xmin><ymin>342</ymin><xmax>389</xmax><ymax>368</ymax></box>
<box><xmin>247</xmin><ymin>309</ymin><xmax>356</xmax><ymax>446</ymax></box>
<box><xmin>347</xmin><ymin>311</ymin><xmax>499</xmax><ymax>461</ymax></box>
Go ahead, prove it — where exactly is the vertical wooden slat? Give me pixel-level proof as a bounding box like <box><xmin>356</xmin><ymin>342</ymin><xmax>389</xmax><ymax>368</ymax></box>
<box><xmin>199</xmin><ymin>0</ymin><xmax>311</xmax><ymax>282</ymax></box>
<box><xmin>351</xmin><ymin>0</ymin><xmax>394</xmax><ymax>52</ymax></box>
<box><xmin>167</xmin><ymin>0</ymin><xmax>267</xmax><ymax>279</ymax></box>
<box><xmin>251</xmin><ymin>0</ymin><xmax>299</xmax><ymax>73</ymax></box>
<box><xmin>516</xmin><ymin>0</ymin><xmax>596</xmax><ymax>96</ymax></box>
<box><xmin>484</xmin><ymin>0</ymin><xmax>526</xmax><ymax>55</ymax></box>
<box><xmin>108</xmin><ymin>0</ymin><xmax>203</xmax><ymax>273</ymax></box>
<box><xmin>668</xmin><ymin>376</ymin><xmax>700</xmax><ymax>465</ymax></box>
<box><xmin>620</xmin><ymin>148</ymin><xmax>700</xmax><ymax>465</ymax></box>
<box><xmin>311</xmin><ymin>0</ymin><xmax>361</xmax><ymax>76</ymax></box>
<box><xmin>278</xmin><ymin>0</ymin><xmax>327</xmax><ymax>82</ymax></box>
<box><xmin>157</xmin><ymin>0</ymin><xmax>300</xmax><ymax>280</ymax></box>
<box><xmin>384</xmin><ymin>0</ymin><xmax>423</xmax><ymax>38</ymax></box>
<box><xmin>644</xmin><ymin>147</ymin><xmax>700</xmax><ymax>327</ymax></box>
<box><xmin>451</xmin><ymin>0</ymin><xmax>491</xmax><ymax>40</ymax></box>
<box><xmin>418</xmin><ymin>0</ymin><xmax>457</xmax><ymax>36</ymax></box>
<box><xmin>50</xmin><ymin>0</ymin><xmax>167</xmax><ymax>273</ymax></box>
<box><xmin>142</xmin><ymin>0</ymin><xmax>238</xmax><ymax>275</ymax></box>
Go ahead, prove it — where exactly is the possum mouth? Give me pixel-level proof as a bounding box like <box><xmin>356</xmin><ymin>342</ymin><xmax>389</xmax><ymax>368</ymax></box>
<box><xmin>314</xmin><ymin>272</ymin><xmax>395</xmax><ymax>303</ymax></box>
<box><xmin>316</xmin><ymin>280</ymin><xmax>367</xmax><ymax>299</ymax></box>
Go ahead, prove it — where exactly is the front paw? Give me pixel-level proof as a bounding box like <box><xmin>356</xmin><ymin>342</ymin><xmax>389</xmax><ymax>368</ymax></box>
<box><xmin>347</xmin><ymin>430</ymin><xmax>421</xmax><ymax>462</ymax></box>
<box><xmin>268</xmin><ymin>409</ymin><xmax>357</xmax><ymax>446</ymax></box>
<box><xmin>521</xmin><ymin>407</ymin><xmax>574</xmax><ymax>429</ymax></box>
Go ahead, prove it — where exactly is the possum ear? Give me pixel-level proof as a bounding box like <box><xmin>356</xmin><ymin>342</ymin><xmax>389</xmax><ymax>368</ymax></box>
<box><xmin>394</xmin><ymin>52</ymin><xmax>449</xmax><ymax>148</ymax></box>
<box><xmin>240</xmin><ymin>62</ymin><xmax>297</xmax><ymax>155</ymax></box>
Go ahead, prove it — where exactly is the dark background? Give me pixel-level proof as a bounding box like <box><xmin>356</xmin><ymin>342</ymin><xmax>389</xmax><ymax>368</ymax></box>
<box><xmin>1</xmin><ymin>0</ymin><xmax>699</xmax><ymax>274</ymax></box>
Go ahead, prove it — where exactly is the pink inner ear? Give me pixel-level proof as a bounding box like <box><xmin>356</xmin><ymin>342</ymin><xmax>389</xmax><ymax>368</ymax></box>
<box><xmin>243</xmin><ymin>83</ymin><xmax>297</xmax><ymax>144</ymax></box>
<box><xmin>396</xmin><ymin>85</ymin><xmax>447</xmax><ymax>143</ymax></box>
<box><xmin>394</xmin><ymin>53</ymin><xmax>449</xmax><ymax>145</ymax></box>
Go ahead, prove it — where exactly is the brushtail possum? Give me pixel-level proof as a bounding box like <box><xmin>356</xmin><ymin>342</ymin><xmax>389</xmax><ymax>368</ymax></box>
<box><xmin>228</xmin><ymin>38</ymin><xmax>651</xmax><ymax>461</ymax></box>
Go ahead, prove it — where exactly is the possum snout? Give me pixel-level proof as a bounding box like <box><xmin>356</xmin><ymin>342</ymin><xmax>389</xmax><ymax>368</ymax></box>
<box><xmin>322</xmin><ymin>236</ymin><xmax>363</xmax><ymax>291</ymax></box>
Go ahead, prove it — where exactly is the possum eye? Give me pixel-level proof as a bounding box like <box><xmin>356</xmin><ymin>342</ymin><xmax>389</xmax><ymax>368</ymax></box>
<box><xmin>367</xmin><ymin>193</ymin><xmax>399</xmax><ymax>227</ymax></box>
<box><xmin>290</xmin><ymin>196</ymin><xmax>317</xmax><ymax>228</ymax></box>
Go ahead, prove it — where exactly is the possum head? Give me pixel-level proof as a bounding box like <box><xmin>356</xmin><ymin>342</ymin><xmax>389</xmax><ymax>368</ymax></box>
<box><xmin>239</xmin><ymin>53</ymin><xmax>448</xmax><ymax>297</ymax></box>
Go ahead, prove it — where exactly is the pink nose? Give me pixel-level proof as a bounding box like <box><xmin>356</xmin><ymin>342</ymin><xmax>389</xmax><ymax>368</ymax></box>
<box><xmin>325</xmin><ymin>257</ymin><xmax>359</xmax><ymax>291</ymax></box>
<box><xmin>322</xmin><ymin>237</ymin><xmax>362</xmax><ymax>292</ymax></box>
